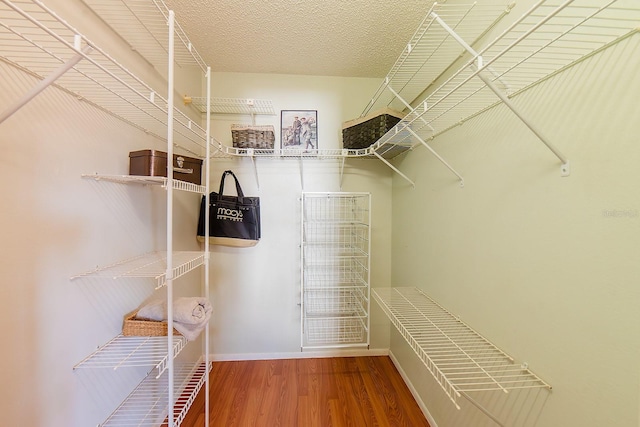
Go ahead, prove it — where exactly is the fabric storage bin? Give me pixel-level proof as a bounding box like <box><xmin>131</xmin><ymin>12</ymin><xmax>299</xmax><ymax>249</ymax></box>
<box><xmin>231</xmin><ymin>124</ymin><xmax>275</xmax><ymax>149</ymax></box>
<box><xmin>129</xmin><ymin>149</ymin><xmax>203</xmax><ymax>185</ymax></box>
<box><xmin>342</xmin><ymin>108</ymin><xmax>405</xmax><ymax>150</ymax></box>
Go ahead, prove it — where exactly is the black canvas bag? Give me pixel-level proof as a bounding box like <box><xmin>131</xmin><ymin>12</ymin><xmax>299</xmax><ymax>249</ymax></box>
<box><xmin>197</xmin><ymin>170</ymin><xmax>261</xmax><ymax>247</ymax></box>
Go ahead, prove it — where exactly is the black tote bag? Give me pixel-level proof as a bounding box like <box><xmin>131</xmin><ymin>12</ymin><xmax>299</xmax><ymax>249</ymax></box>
<box><xmin>197</xmin><ymin>170</ymin><xmax>261</xmax><ymax>247</ymax></box>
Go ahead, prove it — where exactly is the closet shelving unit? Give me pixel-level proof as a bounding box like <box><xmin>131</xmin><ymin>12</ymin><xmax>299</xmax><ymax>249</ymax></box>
<box><xmin>373</xmin><ymin>287</ymin><xmax>551</xmax><ymax>425</ymax></box>
<box><xmin>192</xmin><ymin>1</ymin><xmax>639</xmax><ymax>187</ymax></box>
<box><xmin>360</xmin><ymin>0</ymin><xmax>640</xmax><ymax>186</ymax></box>
<box><xmin>186</xmin><ymin>96</ymin><xmax>275</xmax><ymax>117</ymax></box>
<box><xmin>0</xmin><ymin>0</ymin><xmax>212</xmax><ymax>425</ymax></box>
<box><xmin>300</xmin><ymin>192</ymin><xmax>371</xmax><ymax>349</ymax></box>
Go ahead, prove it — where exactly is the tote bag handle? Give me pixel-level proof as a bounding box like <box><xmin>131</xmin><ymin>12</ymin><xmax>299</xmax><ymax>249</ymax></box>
<box><xmin>218</xmin><ymin>170</ymin><xmax>245</xmax><ymax>202</ymax></box>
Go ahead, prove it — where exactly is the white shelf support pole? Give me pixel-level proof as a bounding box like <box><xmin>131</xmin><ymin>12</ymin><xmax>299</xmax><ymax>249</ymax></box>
<box><xmin>166</xmin><ymin>10</ymin><xmax>175</xmax><ymax>427</ymax></box>
<box><xmin>432</xmin><ymin>11</ymin><xmax>570</xmax><ymax>176</ymax></box>
<box><xmin>0</xmin><ymin>44</ymin><xmax>92</xmax><ymax>124</ymax></box>
<box><xmin>372</xmin><ymin>151</ymin><xmax>415</xmax><ymax>188</ymax></box>
<box><xmin>405</xmin><ymin>126</ymin><xmax>465</xmax><ymax>187</ymax></box>
<box><xmin>299</xmin><ymin>156</ymin><xmax>305</xmax><ymax>190</ymax></box>
<box><xmin>339</xmin><ymin>155</ymin><xmax>346</xmax><ymax>190</ymax></box>
<box><xmin>204</xmin><ymin>65</ymin><xmax>211</xmax><ymax>427</ymax></box>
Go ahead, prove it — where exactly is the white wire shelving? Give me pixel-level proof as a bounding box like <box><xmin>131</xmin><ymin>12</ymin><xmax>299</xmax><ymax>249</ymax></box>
<box><xmin>1</xmin><ymin>1</ymin><xmax>211</xmax><ymax>426</ymax></box>
<box><xmin>184</xmin><ymin>96</ymin><xmax>276</xmax><ymax>116</ymax></box>
<box><xmin>71</xmin><ymin>251</ymin><xmax>205</xmax><ymax>289</ymax></box>
<box><xmin>373</xmin><ymin>287</ymin><xmax>551</xmax><ymax>416</ymax></box>
<box><xmin>360</xmin><ymin>0</ymin><xmax>640</xmax><ymax>185</ymax></box>
<box><xmin>0</xmin><ymin>0</ymin><xmax>208</xmax><ymax>157</ymax></box>
<box><xmin>301</xmin><ymin>193</ymin><xmax>371</xmax><ymax>349</ymax></box>
<box><xmin>81</xmin><ymin>173</ymin><xmax>206</xmax><ymax>194</ymax></box>
<box><xmin>101</xmin><ymin>361</ymin><xmax>211</xmax><ymax>427</ymax></box>
<box><xmin>74</xmin><ymin>334</ymin><xmax>187</xmax><ymax>377</ymax></box>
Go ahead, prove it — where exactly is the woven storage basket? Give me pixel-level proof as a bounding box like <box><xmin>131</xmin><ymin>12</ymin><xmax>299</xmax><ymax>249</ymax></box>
<box><xmin>231</xmin><ymin>124</ymin><xmax>275</xmax><ymax>149</ymax></box>
<box><xmin>122</xmin><ymin>312</ymin><xmax>180</xmax><ymax>337</ymax></box>
<box><xmin>342</xmin><ymin>108</ymin><xmax>404</xmax><ymax>150</ymax></box>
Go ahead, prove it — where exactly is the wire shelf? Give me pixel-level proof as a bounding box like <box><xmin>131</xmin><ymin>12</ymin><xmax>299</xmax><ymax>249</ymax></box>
<box><xmin>304</xmin><ymin>317</ymin><xmax>368</xmax><ymax>347</ymax></box>
<box><xmin>302</xmin><ymin>193</ymin><xmax>371</xmax><ymax>223</ymax></box>
<box><xmin>73</xmin><ymin>334</ymin><xmax>187</xmax><ymax>378</ymax></box>
<box><xmin>0</xmin><ymin>0</ymin><xmax>207</xmax><ymax>154</ymax></box>
<box><xmin>100</xmin><ymin>361</ymin><xmax>211</xmax><ymax>427</ymax></box>
<box><xmin>304</xmin><ymin>287</ymin><xmax>368</xmax><ymax>318</ymax></box>
<box><xmin>184</xmin><ymin>96</ymin><xmax>276</xmax><ymax>115</ymax></box>
<box><xmin>81</xmin><ymin>173</ymin><xmax>206</xmax><ymax>194</ymax></box>
<box><xmin>71</xmin><ymin>251</ymin><xmax>205</xmax><ymax>289</ymax></box>
<box><xmin>373</xmin><ymin>287</ymin><xmax>551</xmax><ymax>409</ymax></box>
<box><xmin>80</xmin><ymin>0</ymin><xmax>208</xmax><ymax>72</ymax></box>
<box><xmin>366</xmin><ymin>0</ymin><xmax>640</xmax><ymax>157</ymax></box>
<box><xmin>363</xmin><ymin>2</ymin><xmax>510</xmax><ymax>118</ymax></box>
<box><xmin>210</xmin><ymin>144</ymin><xmax>377</xmax><ymax>159</ymax></box>
<box><xmin>304</xmin><ymin>258</ymin><xmax>368</xmax><ymax>287</ymax></box>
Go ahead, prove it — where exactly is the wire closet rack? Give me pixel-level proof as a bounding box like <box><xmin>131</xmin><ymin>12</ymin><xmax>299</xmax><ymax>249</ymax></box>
<box><xmin>373</xmin><ymin>287</ymin><xmax>551</xmax><ymax>423</ymax></box>
<box><xmin>301</xmin><ymin>192</ymin><xmax>371</xmax><ymax>349</ymax></box>
<box><xmin>0</xmin><ymin>0</ymin><xmax>213</xmax><ymax>425</ymax></box>
<box><xmin>362</xmin><ymin>0</ymin><xmax>640</xmax><ymax>185</ymax></box>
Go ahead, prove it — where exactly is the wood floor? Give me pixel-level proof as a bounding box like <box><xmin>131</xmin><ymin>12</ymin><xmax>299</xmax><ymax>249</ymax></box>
<box><xmin>180</xmin><ymin>356</ymin><xmax>430</xmax><ymax>427</ymax></box>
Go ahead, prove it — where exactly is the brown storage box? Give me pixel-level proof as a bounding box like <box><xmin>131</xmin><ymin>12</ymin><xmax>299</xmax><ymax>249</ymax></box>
<box><xmin>342</xmin><ymin>108</ymin><xmax>405</xmax><ymax>150</ymax></box>
<box><xmin>231</xmin><ymin>124</ymin><xmax>275</xmax><ymax>149</ymax></box>
<box><xmin>129</xmin><ymin>149</ymin><xmax>203</xmax><ymax>185</ymax></box>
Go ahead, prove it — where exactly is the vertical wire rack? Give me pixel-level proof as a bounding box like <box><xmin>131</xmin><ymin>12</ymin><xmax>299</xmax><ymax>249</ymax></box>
<box><xmin>301</xmin><ymin>192</ymin><xmax>371</xmax><ymax>349</ymax></box>
<box><xmin>0</xmin><ymin>1</ymin><xmax>213</xmax><ymax>425</ymax></box>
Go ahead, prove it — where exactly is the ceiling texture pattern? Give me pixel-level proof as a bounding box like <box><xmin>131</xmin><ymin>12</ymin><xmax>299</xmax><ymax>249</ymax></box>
<box><xmin>165</xmin><ymin>0</ymin><xmax>435</xmax><ymax>78</ymax></box>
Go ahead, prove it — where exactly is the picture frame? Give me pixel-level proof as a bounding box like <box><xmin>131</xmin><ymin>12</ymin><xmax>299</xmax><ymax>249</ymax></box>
<box><xmin>281</xmin><ymin>110</ymin><xmax>317</xmax><ymax>152</ymax></box>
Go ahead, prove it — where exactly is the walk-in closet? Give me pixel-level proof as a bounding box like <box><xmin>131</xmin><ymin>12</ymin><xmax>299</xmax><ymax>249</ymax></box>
<box><xmin>1</xmin><ymin>0</ymin><xmax>639</xmax><ymax>426</ymax></box>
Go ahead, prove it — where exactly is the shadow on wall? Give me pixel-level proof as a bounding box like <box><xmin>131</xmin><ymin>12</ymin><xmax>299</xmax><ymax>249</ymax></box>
<box><xmin>451</xmin><ymin>387</ymin><xmax>551</xmax><ymax>427</ymax></box>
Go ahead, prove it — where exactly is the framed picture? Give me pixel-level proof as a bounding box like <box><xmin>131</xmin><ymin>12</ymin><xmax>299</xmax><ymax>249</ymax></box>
<box><xmin>281</xmin><ymin>110</ymin><xmax>317</xmax><ymax>151</ymax></box>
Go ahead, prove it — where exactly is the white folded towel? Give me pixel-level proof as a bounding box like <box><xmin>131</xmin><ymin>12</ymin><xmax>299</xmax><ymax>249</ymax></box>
<box><xmin>135</xmin><ymin>297</ymin><xmax>212</xmax><ymax>341</ymax></box>
<box><xmin>173</xmin><ymin>297</ymin><xmax>212</xmax><ymax>325</ymax></box>
<box><xmin>136</xmin><ymin>299</ymin><xmax>165</xmax><ymax>322</ymax></box>
<box><xmin>173</xmin><ymin>321</ymin><xmax>208</xmax><ymax>341</ymax></box>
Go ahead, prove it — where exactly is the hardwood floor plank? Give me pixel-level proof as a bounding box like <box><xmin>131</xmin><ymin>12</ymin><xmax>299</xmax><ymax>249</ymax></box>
<box><xmin>181</xmin><ymin>356</ymin><xmax>430</xmax><ymax>427</ymax></box>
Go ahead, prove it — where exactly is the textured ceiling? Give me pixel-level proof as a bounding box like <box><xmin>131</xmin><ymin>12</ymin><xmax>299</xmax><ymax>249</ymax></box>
<box><xmin>165</xmin><ymin>0</ymin><xmax>435</xmax><ymax>78</ymax></box>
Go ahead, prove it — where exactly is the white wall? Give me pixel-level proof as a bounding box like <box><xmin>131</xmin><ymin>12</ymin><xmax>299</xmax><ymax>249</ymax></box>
<box><xmin>205</xmin><ymin>72</ymin><xmax>393</xmax><ymax>358</ymax></box>
<box><xmin>389</xmin><ymin>22</ymin><xmax>640</xmax><ymax>427</ymax></box>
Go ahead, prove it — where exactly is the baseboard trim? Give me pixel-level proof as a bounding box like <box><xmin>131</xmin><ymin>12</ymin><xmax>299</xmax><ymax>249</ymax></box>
<box><xmin>388</xmin><ymin>350</ymin><xmax>439</xmax><ymax>427</ymax></box>
<box><xmin>208</xmin><ymin>347</ymin><xmax>389</xmax><ymax>361</ymax></box>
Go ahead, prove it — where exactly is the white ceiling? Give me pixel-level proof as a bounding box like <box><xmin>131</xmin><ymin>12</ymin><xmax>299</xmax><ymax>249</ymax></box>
<box><xmin>165</xmin><ymin>0</ymin><xmax>435</xmax><ymax>78</ymax></box>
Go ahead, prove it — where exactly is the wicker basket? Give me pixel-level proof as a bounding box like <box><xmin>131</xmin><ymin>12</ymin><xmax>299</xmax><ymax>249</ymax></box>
<box><xmin>231</xmin><ymin>124</ymin><xmax>275</xmax><ymax>149</ymax></box>
<box><xmin>342</xmin><ymin>108</ymin><xmax>405</xmax><ymax>150</ymax></box>
<box><xmin>122</xmin><ymin>312</ymin><xmax>180</xmax><ymax>337</ymax></box>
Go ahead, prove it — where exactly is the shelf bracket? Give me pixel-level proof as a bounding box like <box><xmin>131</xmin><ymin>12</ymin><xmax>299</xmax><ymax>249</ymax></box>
<box><xmin>299</xmin><ymin>156</ymin><xmax>305</xmax><ymax>190</ymax></box>
<box><xmin>386</xmin><ymin>83</ymin><xmax>432</xmax><ymax>131</ymax></box>
<box><xmin>405</xmin><ymin>126</ymin><xmax>464</xmax><ymax>187</ymax></box>
<box><xmin>247</xmin><ymin>149</ymin><xmax>260</xmax><ymax>189</ymax></box>
<box><xmin>339</xmin><ymin>155</ymin><xmax>346</xmax><ymax>190</ymax></box>
<box><xmin>371</xmin><ymin>150</ymin><xmax>415</xmax><ymax>188</ymax></box>
<box><xmin>432</xmin><ymin>11</ymin><xmax>570</xmax><ymax>177</ymax></box>
<box><xmin>0</xmin><ymin>43</ymin><xmax>92</xmax><ymax>125</ymax></box>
